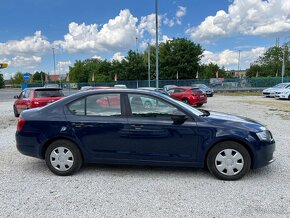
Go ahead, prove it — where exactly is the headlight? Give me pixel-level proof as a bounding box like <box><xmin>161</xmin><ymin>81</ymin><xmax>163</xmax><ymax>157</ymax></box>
<box><xmin>256</xmin><ymin>130</ymin><xmax>272</xmax><ymax>142</ymax></box>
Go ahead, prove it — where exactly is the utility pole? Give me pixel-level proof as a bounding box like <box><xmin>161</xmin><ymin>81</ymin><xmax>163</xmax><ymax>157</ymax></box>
<box><xmin>52</xmin><ymin>47</ymin><xmax>56</xmax><ymax>83</ymax></box>
<box><xmin>155</xmin><ymin>0</ymin><xmax>159</xmax><ymax>88</ymax></box>
<box><xmin>148</xmin><ymin>43</ymin><xmax>151</xmax><ymax>87</ymax></box>
<box><xmin>238</xmin><ymin>50</ymin><xmax>241</xmax><ymax>71</ymax></box>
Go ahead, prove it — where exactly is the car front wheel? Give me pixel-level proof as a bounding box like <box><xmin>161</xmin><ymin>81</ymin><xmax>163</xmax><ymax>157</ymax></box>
<box><xmin>182</xmin><ymin>98</ymin><xmax>189</xmax><ymax>104</ymax></box>
<box><xmin>45</xmin><ymin>140</ymin><xmax>82</xmax><ymax>176</ymax></box>
<box><xmin>207</xmin><ymin>141</ymin><xmax>251</xmax><ymax>180</ymax></box>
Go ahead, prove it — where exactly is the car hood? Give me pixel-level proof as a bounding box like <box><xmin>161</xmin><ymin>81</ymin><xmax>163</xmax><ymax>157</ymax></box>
<box><xmin>263</xmin><ymin>87</ymin><xmax>284</xmax><ymax>92</ymax></box>
<box><xmin>204</xmin><ymin>111</ymin><xmax>264</xmax><ymax>132</ymax></box>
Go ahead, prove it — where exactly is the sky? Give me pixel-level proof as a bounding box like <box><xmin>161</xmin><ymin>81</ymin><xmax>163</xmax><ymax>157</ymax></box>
<box><xmin>1</xmin><ymin>0</ymin><xmax>290</xmax><ymax>80</ymax></box>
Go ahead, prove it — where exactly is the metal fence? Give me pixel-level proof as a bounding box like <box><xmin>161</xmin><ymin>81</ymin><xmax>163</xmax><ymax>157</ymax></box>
<box><xmin>25</xmin><ymin>76</ymin><xmax>289</xmax><ymax>91</ymax></box>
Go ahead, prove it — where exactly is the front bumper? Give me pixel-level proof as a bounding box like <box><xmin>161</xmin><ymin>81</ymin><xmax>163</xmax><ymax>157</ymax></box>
<box><xmin>252</xmin><ymin>140</ymin><xmax>275</xmax><ymax>169</ymax></box>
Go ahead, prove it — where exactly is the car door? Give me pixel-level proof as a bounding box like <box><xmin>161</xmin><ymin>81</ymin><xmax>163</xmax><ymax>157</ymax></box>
<box><xmin>65</xmin><ymin>93</ymin><xmax>130</xmax><ymax>162</ymax></box>
<box><xmin>124</xmin><ymin>93</ymin><xmax>199</xmax><ymax>164</ymax></box>
<box><xmin>16</xmin><ymin>89</ymin><xmax>31</xmax><ymax>113</ymax></box>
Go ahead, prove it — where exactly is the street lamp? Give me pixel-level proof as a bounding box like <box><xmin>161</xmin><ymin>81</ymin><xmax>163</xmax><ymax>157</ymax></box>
<box><xmin>155</xmin><ymin>0</ymin><xmax>159</xmax><ymax>88</ymax></box>
<box><xmin>281</xmin><ymin>42</ymin><xmax>290</xmax><ymax>83</ymax></box>
<box><xmin>148</xmin><ymin>43</ymin><xmax>151</xmax><ymax>87</ymax></box>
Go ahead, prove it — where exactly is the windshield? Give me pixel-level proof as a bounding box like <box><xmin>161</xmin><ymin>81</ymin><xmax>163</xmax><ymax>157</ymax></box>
<box><xmin>161</xmin><ymin>94</ymin><xmax>204</xmax><ymax>116</ymax></box>
<box><xmin>273</xmin><ymin>83</ymin><xmax>288</xmax><ymax>88</ymax></box>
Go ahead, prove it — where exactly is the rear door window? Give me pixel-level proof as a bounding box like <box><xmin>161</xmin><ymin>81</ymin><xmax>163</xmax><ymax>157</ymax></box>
<box><xmin>68</xmin><ymin>93</ymin><xmax>121</xmax><ymax>117</ymax></box>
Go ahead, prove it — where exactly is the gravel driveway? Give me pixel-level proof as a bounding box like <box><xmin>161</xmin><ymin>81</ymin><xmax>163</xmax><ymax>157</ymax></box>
<box><xmin>0</xmin><ymin>95</ymin><xmax>289</xmax><ymax>217</ymax></box>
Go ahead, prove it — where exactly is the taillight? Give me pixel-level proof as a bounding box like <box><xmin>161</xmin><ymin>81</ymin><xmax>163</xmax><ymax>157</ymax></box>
<box><xmin>17</xmin><ymin>118</ymin><xmax>26</xmax><ymax>132</ymax></box>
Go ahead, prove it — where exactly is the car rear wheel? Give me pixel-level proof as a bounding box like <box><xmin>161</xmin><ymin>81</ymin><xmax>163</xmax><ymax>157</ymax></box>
<box><xmin>45</xmin><ymin>140</ymin><xmax>82</xmax><ymax>176</ymax></box>
<box><xmin>196</xmin><ymin>103</ymin><xmax>203</xmax><ymax>107</ymax></box>
<box><xmin>13</xmin><ymin>105</ymin><xmax>19</xmax><ymax>117</ymax></box>
<box><xmin>288</xmin><ymin>94</ymin><xmax>290</xmax><ymax>100</ymax></box>
<box><xmin>182</xmin><ymin>98</ymin><xmax>189</xmax><ymax>104</ymax></box>
<box><xmin>207</xmin><ymin>141</ymin><xmax>251</xmax><ymax>180</ymax></box>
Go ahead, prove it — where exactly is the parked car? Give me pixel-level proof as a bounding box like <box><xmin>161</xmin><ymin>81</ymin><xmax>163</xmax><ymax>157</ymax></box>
<box><xmin>16</xmin><ymin>89</ymin><xmax>275</xmax><ymax>180</ymax></box>
<box><xmin>114</xmin><ymin>84</ymin><xmax>127</xmax><ymax>88</ymax></box>
<box><xmin>167</xmin><ymin>86</ymin><xmax>207</xmax><ymax>107</ymax></box>
<box><xmin>192</xmin><ymin>84</ymin><xmax>214</xmax><ymax>97</ymax></box>
<box><xmin>44</xmin><ymin>83</ymin><xmax>60</xmax><ymax>88</ymax></box>
<box><xmin>163</xmin><ymin>85</ymin><xmax>177</xmax><ymax>92</ymax></box>
<box><xmin>13</xmin><ymin>88</ymin><xmax>64</xmax><ymax>117</ymax></box>
<box><xmin>275</xmin><ymin>86</ymin><xmax>290</xmax><ymax>100</ymax></box>
<box><xmin>262</xmin><ymin>83</ymin><xmax>290</xmax><ymax>97</ymax></box>
<box><xmin>79</xmin><ymin>86</ymin><xmax>93</xmax><ymax>91</ymax></box>
<box><xmin>138</xmin><ymin>87</ymin><xmax>169</xmax><ymax>96</ymax></box>
<box><xmin>137</xmin><ymin>87</ymin><xmax>170</xmax><ymax>109</ymax></box>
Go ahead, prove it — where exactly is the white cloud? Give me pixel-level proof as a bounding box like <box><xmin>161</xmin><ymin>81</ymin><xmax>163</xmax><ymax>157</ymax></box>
<box><xmin>56</xmin><ymin>61</ymin><xmax>72</xmax><ymax>74</ymax></box>
<box><xmin>111</xmin><ymin>52</ymin><xmax>125</xmax><ymax>62</ymax></box>
<box><xmin>201</xmin><ymin>47</ymin><xmax>266</xmax><ymax>69</ymax></box>
<box><xmin>176</xmin><ymin>6</ymin><xmax>186</xmax><ymax>18</ymax></box>
<box><xmin>11</xmin><ymin>56</ymin><xmax>42</xmax><ymax>69</ymax></box>
<box><xmin>0</xmin><ymin>31</ymin><xmax>51</xmax><ymax>55</ymax></box>
<box><xmin>91</xmin><ymin>55</ymin><xmax>103</xmax><ymax>60</ymax></box>
<box><xmin>56</xmin><ymin>9</ymin><xmax>139</xmax><ymax>53</ymax></box>
<box><xmin>139</xmin><ymin>13</ymin><xmax>161</xmax><ymax>37</ymax></box>
<box><xmin>186</xmin><ymin>0</ymin><xmax>290</xmax><ymax>43</ymax></box>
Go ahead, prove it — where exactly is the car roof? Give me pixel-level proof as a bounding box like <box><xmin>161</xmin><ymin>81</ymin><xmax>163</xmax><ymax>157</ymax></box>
<box><xmin>24</xmin><ymin>87</ymin><xmax>62</xmax><ymax>91</ymax></box>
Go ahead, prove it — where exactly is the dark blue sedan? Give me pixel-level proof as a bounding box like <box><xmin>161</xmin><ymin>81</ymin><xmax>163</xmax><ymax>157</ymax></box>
<box><xmin>16</xmin><ymin>89</ymin><xmax>275</xmax><ymax>180</ymax></box>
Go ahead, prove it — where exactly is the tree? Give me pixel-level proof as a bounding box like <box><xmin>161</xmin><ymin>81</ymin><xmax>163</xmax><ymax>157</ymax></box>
<box><xmin>199</xmin><ymin>63</ymin><xmax>227</xmax><ymax>79</ymax></box>
<box><xmin>33</xmin><ymin>71</ymin><xmax>46</xmax><ymax>82</ymax></box>
<box><xmin>11</xmin><ymin>72</ymin><xmax>24</xmax><ymax>85</ymax></box>
<box><xmin>123</xmin><ymin>50</ymin><xmax>147</xmax><ymax>80</ymax></box>
<box><xmin>250</xmin><ymin>45</ymin><xmax>290</xmax><ymax>77</ymax></box>
<box><xmin>69</xmin><ymin>60</ymin><xmax>88</xmax><ymax>83</ymax></box>
<box><xmin>159</xmin><ymin>38</ymin><xmax>204</xmax><ymax>79</ymax></box>
<box><xmin>0</xmin><ymin>73</ymin><xmax>4</xmax><ymax>88</ymax></box>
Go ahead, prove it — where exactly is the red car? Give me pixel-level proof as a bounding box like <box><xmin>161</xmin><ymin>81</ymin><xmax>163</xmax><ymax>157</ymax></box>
<box><xmin>13</xmin><ymin>87</ymin><xmax>65</xmax><ymax>117</ymax></box>
<box><xmin>167</xmin><ymin>86</ymin><xmax>207</xmax><ymax>106</ymax></box>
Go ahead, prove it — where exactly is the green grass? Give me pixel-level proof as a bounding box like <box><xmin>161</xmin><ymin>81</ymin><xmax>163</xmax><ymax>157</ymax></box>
<box><xmin>216</xmin><ymin>92</ymin><xmax>262</xmax><ymax>96</ymax></box>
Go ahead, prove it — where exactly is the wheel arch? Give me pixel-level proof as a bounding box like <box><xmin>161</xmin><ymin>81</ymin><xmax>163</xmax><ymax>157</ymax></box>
<box><xmin>204</xmin><ymin>138</ymin><xmax>255</xmax><ymax>168</ymax></box>
<box><xmin>41</xmin><ymin>136</ymin><xmax>84</xmax><ymax>161</ymax></box>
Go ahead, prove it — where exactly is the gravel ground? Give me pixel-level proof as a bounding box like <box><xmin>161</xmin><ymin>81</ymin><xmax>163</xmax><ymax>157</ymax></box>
<box><xmin>0</xmin><ymin>95</ymin><xmax>290</xmax><ymax>217</ymax></box>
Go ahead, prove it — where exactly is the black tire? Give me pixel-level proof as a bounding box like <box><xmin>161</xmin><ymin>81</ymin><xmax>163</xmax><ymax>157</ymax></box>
<box><xmin>206</xmin><ymin>141</ymin><xmax>251</xmax><ymax>180</ymax></box>
<box><xmin>13</xmin><ymin>105</ymin><xmax>19</xmax><ymax>117</ymax></box>
<box><xmin>144</xmin><ymin>100</ymin><xmax>152</xmax><ymax>109</ymax></box>
<box><xmin>209</xmin><ymin>93</ymin><xmax>213</xmax><ymax>97</ymax></box>
<box><xmin>45</xmin><ymin>140</ymin><xmax>83</xmax><ymax>176</ymax></box>
<box><xmin>182</xmin><ymin>98</ymin><xmax>189</xmax><ymax>104</ymax></box>
<box><xmin>288</xmin><ymin>94</ymin><xmax>290</xmax><ymax>100</ymax></box>
<box><xmin>196</xmin><ymin>103</ymin><xmax>203</xmax><ymax>107</ymax></box>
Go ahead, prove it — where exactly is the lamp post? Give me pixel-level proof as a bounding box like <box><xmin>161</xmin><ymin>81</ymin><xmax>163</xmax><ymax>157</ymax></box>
<box><xmin>148</xmin><ymin>43</ymin><xmax>151</xmax><ymax>87</ymax></box>
<box><xmin>155</xmin><ymin>0</ymin><xmax>159</xmax><ymax>88</ymax></box>
<box><xmin>51</xmin><ymin>47</ymin><xmax>56</xmax><ymax>83</ymax></box>
<box><xmin>282</xmin><ymin>42</ymin><xmax>290</xmax><ymax>83</ymax></box>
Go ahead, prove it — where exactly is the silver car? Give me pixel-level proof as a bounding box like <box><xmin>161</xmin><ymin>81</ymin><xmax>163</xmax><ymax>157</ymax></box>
<box><xmin>263</xmin><ymin>83</ymin><xmax>290</xmax><ymax>97</ymax></box>
<box><xmin>275</xmin><ymin>86</ymin><xmax>290</xmax><ymax>100</ymax></box>
<box><xmin>192</xmin><ymin>84</ymin><xmax>214</xmax><ymax>97</ymax></box>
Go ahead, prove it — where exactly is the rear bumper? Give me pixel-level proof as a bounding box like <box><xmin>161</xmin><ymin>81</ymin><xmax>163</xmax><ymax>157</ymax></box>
<box><xmin>15</xmin><ymin>132</ymin><xmax>43</xmax><ymax>159</ymax></box>
<box><xmin>252</xmin><ymin>141</ymin><xmax>275</xmax><ymax>169</ymax></box>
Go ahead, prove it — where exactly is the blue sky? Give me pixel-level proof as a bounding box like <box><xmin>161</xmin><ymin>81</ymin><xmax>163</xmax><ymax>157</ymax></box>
<box><xmin>1</xmin><ymin>0</ymin><xmax>290</xmax><ymax>79</ymax></box>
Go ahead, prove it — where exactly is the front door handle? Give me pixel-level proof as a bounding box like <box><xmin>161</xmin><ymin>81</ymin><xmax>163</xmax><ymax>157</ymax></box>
<box><xmin>130</xmin><ymin>124</ymin><xmax>144</xmax><ymax>130</ymax></box>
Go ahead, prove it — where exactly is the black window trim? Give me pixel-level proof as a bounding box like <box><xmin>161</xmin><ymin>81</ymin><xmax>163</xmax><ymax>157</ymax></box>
<box><xmin>66</xmin><ymin>93</ymin><xmax>126</xmax><ymax>117</ymax></box>
<box><xmin>124</xmin><ymin>92</ymin><xmax>196</xmax><ymax>122</ymax></box>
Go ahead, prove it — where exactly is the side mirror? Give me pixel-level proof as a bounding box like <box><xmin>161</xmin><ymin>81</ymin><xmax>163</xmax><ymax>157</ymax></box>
<box><xmin>14</xmin><ymin>95</ymin><xmax>19</xmax><ymax>99</ymax></box>
<box><xmin>171</xmin><ymin>111</ymin><xmax>188</xmax><ymax>124</ymax></box>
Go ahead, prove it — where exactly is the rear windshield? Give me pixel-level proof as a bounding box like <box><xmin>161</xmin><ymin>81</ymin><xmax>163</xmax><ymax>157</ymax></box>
<box><xmin>35</xmin><ymin>89</ymin><xmax>64</xmax><ymax>98</ymax></box>
<box><xmin>191</xmin><ymin>88</ymin><xmax>202</xmax><ymax>92</ymax></box>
